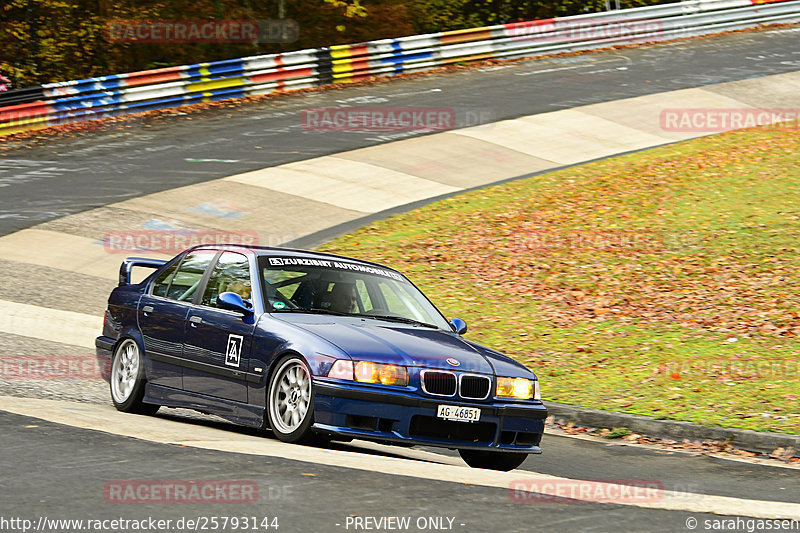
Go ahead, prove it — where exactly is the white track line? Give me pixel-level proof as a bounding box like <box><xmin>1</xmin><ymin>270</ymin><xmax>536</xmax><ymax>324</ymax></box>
<box><xmin>224</xmin><ymin>156</ymin><xmax>461</xmax><ymax>213</ymax></box>
<box><xmin>0</xmin><ymin>300</ymin><xmax>98</xmax><ymax>349</ymax></box>
<box><xmin>1</xmin><ymin>396</ymin><xmax>798</xmax><ymax>519</ymax></box>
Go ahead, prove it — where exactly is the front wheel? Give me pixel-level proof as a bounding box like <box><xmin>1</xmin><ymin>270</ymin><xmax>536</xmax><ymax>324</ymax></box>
<box><xmin>458</xmin><ymin>449</ymin><xmax>528</xmax><ymax>471</ymax></box>
<box><xmin>110</xmin><ymin>339</ymin><xmax>159</xmax><ymax>415</ymax></box>
<box><xmin>267</xmin><ymin>355</ymin><xmax>316</xmax><ymax>443</ymax></box>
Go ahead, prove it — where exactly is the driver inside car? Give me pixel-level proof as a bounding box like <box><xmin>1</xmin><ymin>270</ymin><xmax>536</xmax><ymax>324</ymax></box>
<box><xmin>227</xmin><ymin>280</ymin><xmax>253</xmax><ymax>307</ymax></box>
<box><xmin>329</xmin><ymin>282</ymin><xmax>358</xmax><ymax>314</ymax></box>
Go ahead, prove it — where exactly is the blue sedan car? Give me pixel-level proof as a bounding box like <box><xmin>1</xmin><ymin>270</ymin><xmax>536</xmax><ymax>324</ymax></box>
<box><xmin>96</xmin><ymin>245</ymin><xmax>547</xmax><ymax>471</ymax></box>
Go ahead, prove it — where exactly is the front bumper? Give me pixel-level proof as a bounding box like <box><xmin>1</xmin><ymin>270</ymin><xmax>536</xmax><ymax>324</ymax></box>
<box><xmin>313</xmin><ymin>380</ymin><xmax>547</xmax><ymax>453</ymax></box>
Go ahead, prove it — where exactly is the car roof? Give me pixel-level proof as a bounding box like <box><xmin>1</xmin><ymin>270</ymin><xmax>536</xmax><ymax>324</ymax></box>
<box><xmin>188</xmin><ymin>244</ymin><xmax>403</xmax><ymax>274</ymax></box>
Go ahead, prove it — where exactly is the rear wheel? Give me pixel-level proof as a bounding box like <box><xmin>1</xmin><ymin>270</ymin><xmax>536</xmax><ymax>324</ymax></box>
<box><xmin>267</xmin><ymin>355</ymin><xmax>316</xmax><ymax>443</ymax></box>
<box><xmin>458</xmin><ymin>449</ymin><xmax>528</xmax><ymax>471</ymax></box>
<box><xmin>110</xmin><ymin>339</ymin><xmax>159</xmax><ymax>415</ymax></box>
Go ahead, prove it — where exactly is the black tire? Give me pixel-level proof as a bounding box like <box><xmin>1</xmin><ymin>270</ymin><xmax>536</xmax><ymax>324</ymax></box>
<box><xmin>110</xmin><ymin>339</ymin><xmax>159</xmax><ymax>415</ymax></box>
<box><xmin>458</xmin><ymin>449</ymin><xmax>528</xmax><ymax>471</ymax></box>
<box><xmin>266</xmin><ymin>355</ymin><xmax>316</xmax><ymax>443</ymax></box>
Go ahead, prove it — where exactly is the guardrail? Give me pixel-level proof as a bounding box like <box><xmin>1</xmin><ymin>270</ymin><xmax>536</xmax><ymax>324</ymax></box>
<box><xmin>1</xmin><ymin>0</ymin><xmax>798</xmax><ymax>136</ymax></box>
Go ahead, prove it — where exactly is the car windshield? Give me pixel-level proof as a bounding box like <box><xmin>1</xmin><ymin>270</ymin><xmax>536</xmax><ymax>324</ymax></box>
<box><xmin>259</xmin><ymin>256</ymin><xmax>451</xmax><ymax>330</ymax></box>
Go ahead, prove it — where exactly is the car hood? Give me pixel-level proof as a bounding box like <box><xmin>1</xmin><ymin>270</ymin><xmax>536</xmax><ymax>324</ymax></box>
<box><xmin>274</xmin><ymin>314</ymin><xmax>495</xmax><ymax>373</ymax></box>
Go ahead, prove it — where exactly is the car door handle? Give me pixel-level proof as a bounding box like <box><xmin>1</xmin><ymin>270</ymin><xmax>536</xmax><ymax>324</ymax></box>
<box><xmin>142</xmin><ymin>305</ymin><xmax>154</xmax><ymax>313</ymax></box>
<box><xmin>189</xmin><ymin>316</ymin><xmax>203</xmax><ymax>326</ymax></box>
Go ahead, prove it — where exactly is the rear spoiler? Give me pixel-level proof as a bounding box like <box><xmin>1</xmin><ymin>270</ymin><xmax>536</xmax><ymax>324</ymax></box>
<box><xmin>119</xmin><ymin>257</ymin><xmax>167</xmax><ymax>286</ymax></box>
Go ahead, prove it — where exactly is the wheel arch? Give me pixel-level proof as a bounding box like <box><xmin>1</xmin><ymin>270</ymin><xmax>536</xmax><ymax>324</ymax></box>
<box><xmin>259</xmin><ymin>339</ymin><xmax>340</xmax><ymax>388</ymax></box>
<box><xmin>109</xmin><ymin>335</ymin><xmax>160</xmax><ymax>415</ymax></box>
<box><xmin>114</xmin><ymin>328</ymin><xmax>149</xmax><ymax>377</ymax></box>
<box><xmin>263</xmin><ymin>349</ymin><xmax>308</xmax><ymax>391</ymax></box>
<box><xmin>264</xmin><ymin>351</ymin><xmax>317</xmax><ymax>442</ymax></box>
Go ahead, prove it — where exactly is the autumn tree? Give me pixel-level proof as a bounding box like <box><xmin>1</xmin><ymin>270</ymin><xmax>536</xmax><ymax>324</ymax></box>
<box><xmin>1</xmin><ymin>0</ymin><xmax>668</xmax><ymax>87</ymax></box>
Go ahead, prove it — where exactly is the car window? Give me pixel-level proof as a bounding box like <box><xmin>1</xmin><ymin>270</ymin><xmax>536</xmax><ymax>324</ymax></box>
<box><xmin>355</xmin><ymin>279</ymin><xmax>373</xmax><ymax>312</ymax></box>
<box><xmin>201</xmin><ymin>251</ymin><xmax>252</xmax><ymax>308</ymax></box>
<box><xmin>263</xmin><ymin>269</ymin><xmax>306</xmax><ymax>302</ymax></box>
<box><xmin>165</xmin><ymin>251</ymin><xmax>216</xmax><ymax>302</ymax></box>
<box><xmin>259</xmin><ymin>257</ymin><xmax>451</xmax><ymax>329</ymax></box>
<box><xmin>378</xmin><ymin>281</ymin><xmax>428</xmax><ymax>322</ymax></box>
<box><xmin>151</xmin><ymin>262</ymin><xmax>179</xmax><ymax>297</ymax></box>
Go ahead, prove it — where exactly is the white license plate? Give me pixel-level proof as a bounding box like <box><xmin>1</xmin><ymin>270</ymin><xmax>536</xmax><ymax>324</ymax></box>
<box><xmin>437</xmin><ymin>404</ymin><xmax>481</xmax><ymax>423</ymax></box>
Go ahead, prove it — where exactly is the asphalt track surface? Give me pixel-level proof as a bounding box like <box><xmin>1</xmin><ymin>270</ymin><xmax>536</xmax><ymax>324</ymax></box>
<box><xmin>3</xmin><ymin>409</ymin><xmax>799</xmax><ymax>533</ymax></box>
<box><xmin>2</xmin><ymin>26</ymin><xmax>800</xmax><ymax>237</ymax></box>
<box><xmin>2</xmin><ymin>27</ymin><xmax>800</xmax><ymax>533</ymax></box>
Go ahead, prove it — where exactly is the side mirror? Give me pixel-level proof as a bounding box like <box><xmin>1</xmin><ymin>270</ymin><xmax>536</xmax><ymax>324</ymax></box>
<box><xmin>449</xmin><ymin>318</ymin><xmax>468</xmax><ymax>335</ymax></box>
<box><xmin>218</xmin><ymin>292</ymin><xmax>253</xmax><ymax>315</ymax></box>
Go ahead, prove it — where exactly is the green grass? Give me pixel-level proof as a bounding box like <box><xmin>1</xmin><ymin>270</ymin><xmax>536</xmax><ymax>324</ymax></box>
<box><xmin>320</xmin><ymin>125</ymin><xmax>800</xmax><ymax>434</ymax></box>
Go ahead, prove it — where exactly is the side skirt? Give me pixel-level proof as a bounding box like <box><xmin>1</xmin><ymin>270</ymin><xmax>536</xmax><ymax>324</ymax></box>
<box><xmin>145</xmin><ymin>383</ymin><xmax>266</xmax><ymax>429</ymax></box>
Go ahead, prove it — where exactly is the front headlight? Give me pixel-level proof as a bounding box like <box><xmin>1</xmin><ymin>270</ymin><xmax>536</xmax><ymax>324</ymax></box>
<box><xmin>496</xmin><ymin>377</ymin><xmax>537</xmax><ymax>400</ymax></box>
<box><xmin>327</xmin><ymin>359</ymin><xmax>408</xmax><ymax>387</ymax></box>
<box><xmin>327</xmin><ymin>359</ymin><xmax>354</xmax><ymax>379</ymax></box>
